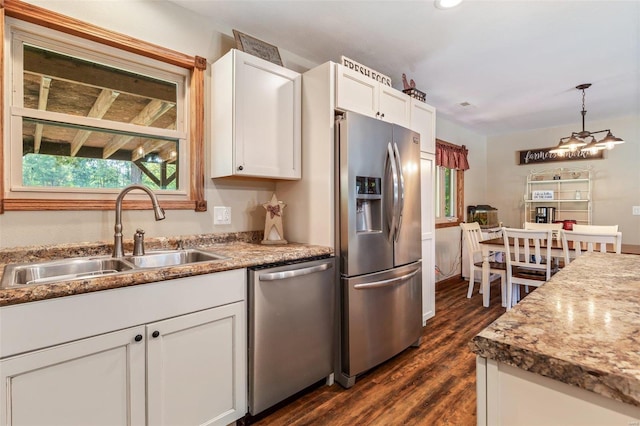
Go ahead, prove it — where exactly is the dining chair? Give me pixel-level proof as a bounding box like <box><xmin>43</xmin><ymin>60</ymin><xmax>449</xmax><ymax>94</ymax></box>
<box><xmin>460</xmin><ymin>222</ymin><xmax>506</xmax><ymax>304</ymax></box>
<box><xmin>571</xmin><ymin>224</ymin><xmax>619</xmax><ymax>233</ymax></box>
<box><xmin>561</xmin><ymin>230</ymin><xmax>623</xmax><ymax>265</ymax></box>
<box><xmin>524</xmin><ymin>221</ymin><xmax>564</xmax><ymax>269</ymax></box>
<box><xmin>523</xmin><ymin>221</ymin><xmax>563</xmax><ymax>241</ymax></box>
<box><xmin>502</xmin><ymin>227</ymin><xmax>554</xmax><ymax>310</ymax></box>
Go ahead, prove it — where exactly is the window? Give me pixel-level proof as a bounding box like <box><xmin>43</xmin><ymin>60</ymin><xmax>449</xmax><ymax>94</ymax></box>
<box><xmin>435</xmin><ymin>140</ymin><xmax>466</xmax><ymax>228</ymax></box>
<box><xmin>1</xmin><ymin>0</ymin><xmax>206</xmax><ymax>212</ymax></box>
<box><xmin>436</xmin><ymin>166</ymin><xmax>456</xmax><ymax>220</ymax></box>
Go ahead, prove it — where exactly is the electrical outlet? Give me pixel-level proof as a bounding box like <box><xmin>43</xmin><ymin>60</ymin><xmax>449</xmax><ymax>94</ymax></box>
<box><xmin>633</xmin><ymin>206</ymin><xmax>640</xmax><ymax>216</ymax></box>
<box><xmin>213</xmin><ymin>206</ymin><xmax>231</xmax><ymax>225</ymax></box>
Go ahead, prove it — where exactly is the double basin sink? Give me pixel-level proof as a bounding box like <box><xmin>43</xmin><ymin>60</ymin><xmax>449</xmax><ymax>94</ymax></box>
<box><xmin>1</xmin><ymin>249</ymin><xmax>227</xmax><ymax>288</ymax></box>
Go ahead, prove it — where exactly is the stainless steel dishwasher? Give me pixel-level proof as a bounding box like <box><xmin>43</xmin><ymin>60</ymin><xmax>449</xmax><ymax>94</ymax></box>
<box><xmin>247</xmin><ymin>256</ymin><xmax>336</xmax><ymax>416</ymax></box>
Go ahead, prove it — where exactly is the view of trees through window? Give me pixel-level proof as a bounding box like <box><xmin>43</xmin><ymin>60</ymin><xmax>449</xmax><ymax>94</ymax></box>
<box><xmin>444</xmin><ymin>167</ymin><xmax>453</xmax><ymax>217</ymax></box>
<box><xmin>23</xmin><ymin>154</ymin><xmax>177</xmax><ymax>190</ymax></box>
<box><xmin>14</xmin><ymin>37</ymin><xmax>183</xmax><ymax>193</ymax></box>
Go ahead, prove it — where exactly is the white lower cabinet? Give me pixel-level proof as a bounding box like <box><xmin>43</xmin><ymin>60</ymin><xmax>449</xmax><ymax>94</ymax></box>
<box><xmin>0</xmin><ymin>326</ymin><xmax>146</xmax><ymax>426</ymax></box>
<box><xmin>0</xmin><ymin>270</ymin><xmax>247</xmax><ymax>426</ymax></box>
<box><xmin>147</xmin><ymin>303</ymin><xmax>245</xmax><ymax>426</ymax></box>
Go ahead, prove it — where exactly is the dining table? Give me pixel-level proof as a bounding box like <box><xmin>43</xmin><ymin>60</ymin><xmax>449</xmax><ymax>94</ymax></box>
<box><xmin>478</xmin><ymin>237</ymin><xmax>640</xmax><ymax>307</ymax></box>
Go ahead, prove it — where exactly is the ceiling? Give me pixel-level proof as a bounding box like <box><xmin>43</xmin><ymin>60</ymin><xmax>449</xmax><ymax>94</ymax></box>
<box><xmin>169</xmin><ymin>0</ymin><xmax>640</xmax><ymax>137</ymax></box>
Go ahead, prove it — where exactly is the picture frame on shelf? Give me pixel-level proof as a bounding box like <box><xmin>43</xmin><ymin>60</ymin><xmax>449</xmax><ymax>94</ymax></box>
<box><xmin>233</xmin><ymin>30</ymin><xmax>283</xmax><ymax>66</ymax></box>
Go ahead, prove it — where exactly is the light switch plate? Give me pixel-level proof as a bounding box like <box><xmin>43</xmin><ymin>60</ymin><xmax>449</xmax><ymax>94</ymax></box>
<box><xmin>213</xmin><ymin>206</ymin><xmax>231</xmax><ymax>225</ymax></box>
<box><xmin>633</xmin><ymin>206</ymin><xmax>640</xmax><ymax>216</ymax></box>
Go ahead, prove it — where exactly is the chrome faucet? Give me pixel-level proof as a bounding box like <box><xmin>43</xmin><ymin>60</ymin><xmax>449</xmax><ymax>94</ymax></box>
<box><xmin>113</xmin><ymin>184</ymin><xmax>165</xmax><ymax>258</ymax></box>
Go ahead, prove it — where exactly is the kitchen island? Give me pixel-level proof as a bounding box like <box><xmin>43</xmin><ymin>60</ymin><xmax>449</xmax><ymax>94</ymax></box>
<box><xmin>470</xmin><ymin>252</ymin><xmax>640</xmax><ymax>425</ymax></box>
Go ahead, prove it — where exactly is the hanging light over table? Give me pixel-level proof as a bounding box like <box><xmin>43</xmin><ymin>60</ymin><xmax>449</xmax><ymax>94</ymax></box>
<box><xmin>549</xmin><ymin>83</ymin><xmax>624</xmax><ymax>156</ymax></box>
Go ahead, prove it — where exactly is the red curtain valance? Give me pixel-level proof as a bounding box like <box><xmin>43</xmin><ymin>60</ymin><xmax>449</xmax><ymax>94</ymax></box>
<box><xmin>436</xmin><ymin>141</ymin><xmax>470</xmax><ymax>170</ymax></box>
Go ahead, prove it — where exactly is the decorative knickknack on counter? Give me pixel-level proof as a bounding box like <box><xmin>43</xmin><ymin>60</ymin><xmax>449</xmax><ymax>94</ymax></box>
<box><xmin>262</xmin><ymin>193</ymin><xmax>288</xmax><ymax>245</ymax></box>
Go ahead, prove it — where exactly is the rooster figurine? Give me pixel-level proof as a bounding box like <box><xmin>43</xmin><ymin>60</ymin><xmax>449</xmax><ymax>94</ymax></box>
<box><xmin>402</xmin><ymin>73</ymin><xmax>417</xmax><ymax>90</ymax></box>
<box><xmin>402</xmin><ymin>73</ymin><xmax>411</xmax><ymax>90</ymax></box>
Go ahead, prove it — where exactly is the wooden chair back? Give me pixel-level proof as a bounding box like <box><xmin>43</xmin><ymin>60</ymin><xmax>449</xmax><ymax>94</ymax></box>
<box><xmin>524</xmin><ymin>221</ymin><xmax>563</xmax><ymax>241</ymax></box>
<box><xmin>502</xmin><ymin>227</ymin><xmax>554</xmax><ymax>309</ymax></box>
<box><xmin>460</xmin><ymin>222</ymin><xmax>484</xmax><ymax>256</ymax></box>
<box><xmin>460</xmin><ymin>222</ymin><xmax>506</xmax><ymax>303</ymax></box>
<box><xmin>571</xmin><ymin>224</ymin><xmax>618</xmax><ymax>234</ymax></box>
<box><xmin>561</xmin><ymin>231</ymin><xmax>623</xmax><ymax>265</ymax></box>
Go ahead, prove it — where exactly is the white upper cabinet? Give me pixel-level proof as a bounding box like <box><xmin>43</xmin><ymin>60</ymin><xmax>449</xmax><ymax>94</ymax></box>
<box><xmin>335</xmin><ymin>64</ymin><xmax>411</xmax><ymax>128</ymax></box>
<box><xmin>410</xmin><ymin>100</ymin><xmax>436</xmax><ymax>154</ymax></box>
<box><xmin>211</xmin><ymin>49</ymin><xmax>301</xmax><ymax>180</ymax></box>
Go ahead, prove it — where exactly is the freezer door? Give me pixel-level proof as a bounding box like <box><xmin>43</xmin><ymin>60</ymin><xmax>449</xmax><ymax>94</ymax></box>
<box><xmin>338</xmin><ymin>112</ymin><xmax>394</xmax><ymax>276</ymax></box>
<box><xmin>392</xmin><ymin>124</ymin><xmax>422</xmax><ymax>266</ymax></box>
<box><xmin>248</xmin><ymin>257</ymin><xmax>336</xmax><ymax>415</ymax></box>
<box><xmin>341</xmin><ymin>261</ymin><xmax>422</xmax><ymax>377</ymax></box>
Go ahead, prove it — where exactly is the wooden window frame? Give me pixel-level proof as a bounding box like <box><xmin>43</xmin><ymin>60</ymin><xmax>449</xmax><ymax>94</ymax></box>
<box><xmin>0</xmin><ymin>0</ymin><xmax>207</xmax><ymax>213</ymax></box>
<box><xmin>435</xmin><ymin>139</ymin><xmax>464</xmax><ymax>229</ymax></box>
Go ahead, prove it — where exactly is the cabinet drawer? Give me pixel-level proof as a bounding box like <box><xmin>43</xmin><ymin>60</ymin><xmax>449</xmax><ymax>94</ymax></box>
<box><xmin>0</xmin><ymin>269</ymin><xmax>245</xmax><ymax>358</ymax></box>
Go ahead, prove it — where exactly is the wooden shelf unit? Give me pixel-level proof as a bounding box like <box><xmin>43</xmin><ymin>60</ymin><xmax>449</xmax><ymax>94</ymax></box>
<box><xmin>524</xmin><ymin>167</ymin><xmax>592</xmax><ymax>225</ymax></box>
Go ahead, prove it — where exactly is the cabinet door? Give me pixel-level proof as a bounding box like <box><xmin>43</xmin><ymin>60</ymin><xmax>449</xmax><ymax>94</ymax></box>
<box><xmin>411</xmin><ymin>100</ymin><xmax>436</xmax><ymax>154</ymax></box>
<box><xmin>421</xmin><ymin>153</ymin><xmax>436</xmax><ymax>323</ymax></box>
<box><xmin>0</xmin><ymin>326</ymin><xmax>145</xmax><ymax>426</ymax></box>
<box><xmin>335</xmin><ymin>64</ymin><xmax>378</xmax><ymax>118</ymax></box>
<box><xmin>147</xmin><ymin>302</ymin><xmax>246</xmax><ymax>426</ymax></box>
<box><xmin>234</xmin><ymin>52</ymin><xmax>301</xmax><ymax>179</ymax></box>
<box><xmin>378</xmin><ymin>84</ymin><xmax>411</xmax><ymax>128</ymax></box>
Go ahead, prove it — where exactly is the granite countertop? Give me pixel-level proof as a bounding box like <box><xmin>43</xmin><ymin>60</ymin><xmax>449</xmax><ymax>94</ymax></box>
<box><xmin>470</xmin><ymin>252</ymin><xmax>640</xmax><ymax>407</ymax></box>
<box><xmin>0</xmin><ymin>231</ymin><xmax>333</xmax><ymax>307</ymax></box>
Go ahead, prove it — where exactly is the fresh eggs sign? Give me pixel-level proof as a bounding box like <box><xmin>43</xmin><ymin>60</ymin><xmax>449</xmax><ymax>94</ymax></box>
<box><xmin>341</xmin><ymin>56</ymin><xmax>392</xmax><ymax>86</ymax></box>
<box><xmin>518</xmin><ymin>147</ymin><xmax>604</xmax><ymax>165</ymax></box>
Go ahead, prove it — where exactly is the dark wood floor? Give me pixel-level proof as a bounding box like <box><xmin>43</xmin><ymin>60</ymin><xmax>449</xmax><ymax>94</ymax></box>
<box><xmin>251</xmin><ymin>277</ymin><xmax>506</xmax><ymax>426</ymax></box>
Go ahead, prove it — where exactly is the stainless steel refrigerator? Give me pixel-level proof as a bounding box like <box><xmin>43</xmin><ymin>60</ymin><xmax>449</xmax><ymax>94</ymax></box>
<box><xmin>335</xmin><ymin>111</ymin><xmax>422</xmax><ymax>388</ymax></box>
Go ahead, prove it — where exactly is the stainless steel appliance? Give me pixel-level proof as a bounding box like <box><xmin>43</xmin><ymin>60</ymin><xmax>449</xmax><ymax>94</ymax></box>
<box><xmin>535</xmin><ymin>206</ymin><xmax>556</xmax><ymax>223</ymax></box>
<box><xmin>247</xmin><ymin>256</ymin><xmax>336</xmax><ymax>416</ymax></box>
<box><xmin>335</xmin><ymin>111</ymin><xmax>422</xmax><ymax>388</ymax></box>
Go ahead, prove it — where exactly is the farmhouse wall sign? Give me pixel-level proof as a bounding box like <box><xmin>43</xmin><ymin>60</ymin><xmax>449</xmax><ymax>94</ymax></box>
<box><xmin>518</xmin><ymin>146</ymin><xmax>604</xmax><ymax>165</ymax></box>
<box><xmin>233</xmin><ymin>30</ymin><xmax>283</xmax><ymax>66</ymax></box>
<box><xmin>341</xmin><ymin>56</ymin><xmax>392</xmax><ymax>86</ymax></box>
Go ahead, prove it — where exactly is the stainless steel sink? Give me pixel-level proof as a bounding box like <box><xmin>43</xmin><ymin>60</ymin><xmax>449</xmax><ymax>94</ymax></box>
<box><xmin>122</xmin><ymin>249</ymin><xmax>227</xmax><ymax>268</ymax></box>
<box><xmin>1</xmin><ymin>257</ymin><xmax>136</xmax><ymax>288</ymax></box>
<box><xmin>0</xmin><ymin>249</ymin><xmax>227</xmax><ymax>288</ymax></box>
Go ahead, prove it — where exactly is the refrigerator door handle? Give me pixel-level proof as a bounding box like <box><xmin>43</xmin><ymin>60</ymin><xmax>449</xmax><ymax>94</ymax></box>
<box><xmin>353</xmin><ymin>268</ymin><xmax>420</xmax><ymax>289</ymax></box>
<box><xmin>258</xmin><ymin>262</ymin><xmax>333</xmax><ymax>281</ymax></box>
<box><xmin>386</xmin><ymin>142</ymin><xmax>399</xmax><ymax>241</ymax></box>
<box><xmin>393</xmin><ymin>142</ymin><xmax>405</xmax><ymax>241</ymax></box>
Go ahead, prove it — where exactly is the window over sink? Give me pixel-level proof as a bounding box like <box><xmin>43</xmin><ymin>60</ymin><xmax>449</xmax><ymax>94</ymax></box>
<box><xmin>1</xmin><ymin>0</ymin><xmax>207</xmax><ymax>212</ymax></box>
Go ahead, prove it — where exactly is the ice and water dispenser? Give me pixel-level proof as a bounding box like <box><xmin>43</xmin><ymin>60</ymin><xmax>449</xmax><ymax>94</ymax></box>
<box><xmin>355</xmin><ymin>176</ymin><xmax>381</xmax><ymax>232</ymax></box>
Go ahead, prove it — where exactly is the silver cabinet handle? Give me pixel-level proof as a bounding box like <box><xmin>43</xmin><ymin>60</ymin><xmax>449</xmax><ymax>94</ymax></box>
<box><xmin>258</xmin><ymin>262</ymin><xmax>333</xmax><ymax>281</ymax></box>
<box><xmin>353</xmin><ymin>268</ymin><xmax>420</xmax><ymax>289</ymax></box>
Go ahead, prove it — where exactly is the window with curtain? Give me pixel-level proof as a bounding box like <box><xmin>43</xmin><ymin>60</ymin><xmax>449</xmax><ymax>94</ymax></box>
<box><xmin>435</xmin><ymin>140</ymin><xmax>469</xmax><ymax>227</ymax></box>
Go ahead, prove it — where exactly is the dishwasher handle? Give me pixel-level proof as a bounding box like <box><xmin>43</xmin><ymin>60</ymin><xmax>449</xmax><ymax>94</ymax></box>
<box><xmin>258</xmin><ymin>261</ymin><xmax>333</xmax><ymax>281</ymax></box>
<box><xmin>353</xmin><ymin>268</ymin><xmax>420</xmax><ymax>290</ymax></box>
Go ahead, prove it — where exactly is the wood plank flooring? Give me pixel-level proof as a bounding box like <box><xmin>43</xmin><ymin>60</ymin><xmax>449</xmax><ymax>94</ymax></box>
<box><xmin>250</xmin><ymin>277</ymin><xmax>506</xmax><ymax>426</ymax></box>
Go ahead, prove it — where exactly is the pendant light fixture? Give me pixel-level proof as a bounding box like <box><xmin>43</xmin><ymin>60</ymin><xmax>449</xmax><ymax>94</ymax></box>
<box><xmin>549</xmin><ymin>84</ymin><xmax>624</xmax><ymax>156</ymax></box>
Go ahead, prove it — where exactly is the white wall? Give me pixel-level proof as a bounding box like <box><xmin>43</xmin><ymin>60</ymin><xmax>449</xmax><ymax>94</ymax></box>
<box><xmin>434</xmin><ymin>116</ymin><xmax>488</xmax><ymax>281</ymax></box>
<box><xmin>0</xmin><ymin>0</ymin><xmax>316</xmax><ymax>248</ymax></box>
<box><xmin>486</xmin><ymin>114</ymin><xmax>640</xmax><ymax>245</ymax></box>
